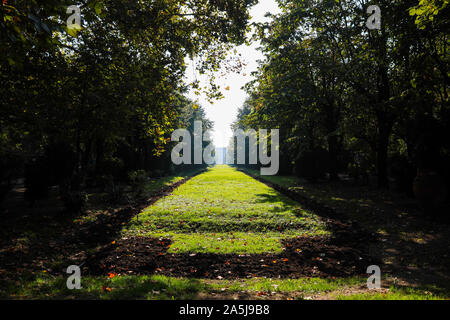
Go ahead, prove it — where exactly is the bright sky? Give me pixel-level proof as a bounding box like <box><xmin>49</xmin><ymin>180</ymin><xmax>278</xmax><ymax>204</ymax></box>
<box><xmin>185</xmin><ymin>0</ymin><xmax>280</xmax><ymax>148</ymax></box>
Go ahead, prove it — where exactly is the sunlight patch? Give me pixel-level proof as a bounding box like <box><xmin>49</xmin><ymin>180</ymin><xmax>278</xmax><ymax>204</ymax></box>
<box><xmin>165</xmin><ymin>232</ymin><xmax>284</xmax><ymax>254</ymax></box>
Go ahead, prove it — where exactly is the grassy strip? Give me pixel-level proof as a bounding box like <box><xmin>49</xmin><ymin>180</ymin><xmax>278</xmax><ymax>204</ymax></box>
<box><xmin>239</xmin><ymin>168</ymin><xmax>403</xmax><ymax>232</ymax></box>
<box><xmin>143</xmin><ymin>169</ymin><xmax>205</xmax><ymax>195</ymax></box>
<box><xmin>335</xmin><ymin>286</ymin><xmax>449</xmax><ymax>300</ymax></box>
<box><xmin>2</xmin><ymin>274</ymin><xmax>447</xmax><ymax>300</ymax></box>
<box><xmin>123</xmin><ymin>165</ymin><xmax>328</xmax><ymax>254</ymax></box>
<box><xmin>239</xmin><ymin>168</ymin><xmax>450</xmax><ymax>300</ymax></box>
<box><xmin>78</xmin><ymin>168</ymin><xmax>205</xmax><ymax>224</ymax></box>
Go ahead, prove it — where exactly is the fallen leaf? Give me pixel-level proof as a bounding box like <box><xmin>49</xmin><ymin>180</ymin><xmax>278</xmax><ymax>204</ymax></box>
<box><xmin>102</xmin><ymin>286</ymin><xmax>112</xmax><ymax>292</ymax></box>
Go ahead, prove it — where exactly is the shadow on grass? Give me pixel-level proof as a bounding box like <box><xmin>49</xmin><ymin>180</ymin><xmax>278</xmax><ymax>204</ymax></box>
<box><xmin>240</xmin><ymin>168</ymin><xmax>450</xmax><ymax>293</ymax></box>
<box><xmin>253</xmin><ymin>192</ymin><xmax>297</xmax><ymax>210</ymax></box>
<box><xmin>0</xmin><ymin>169</ymin><xmax>205</xmax><ymax>285</ymax></box>
<box><xmin>0</xmin><ymin>274</ymin><xmax>205</xmax><ymax>300</ymax></box>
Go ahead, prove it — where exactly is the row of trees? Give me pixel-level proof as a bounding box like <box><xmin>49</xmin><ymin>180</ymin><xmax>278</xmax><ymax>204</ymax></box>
<box><xmin>233</xmin><ymin>0</ymin><xmax>448</xmax><ymax>203</ymax></box>
<box><xmin>0</xmin><ymin>0</ymin><xmax>256</xmax><ymax>209</ymax></box>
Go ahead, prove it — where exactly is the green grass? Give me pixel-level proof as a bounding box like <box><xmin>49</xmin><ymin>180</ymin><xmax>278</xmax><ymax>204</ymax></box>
<box><xmin>4</xmin><ymin>274</ymin><xmax>447</xmax><ymax>300</ymax></box>
<box><xmin>0</xmin><ymin>274</ymin><xmax>206</xmax><ymax>300</ymax></box>
<box><xmin>4</xmin><ymin>166</ymin><xmax>449</xmax><ymax>300</ymax></box>
<box><xmin>164</xmin><ymin>232</ymin><xmax>284</xmax><ymax>254</ymax></box>
<box><xmin>0</xmin><ymin>274</ymin><xmax>361</xmax><ymax>300</ymax></box>
<box><xmin>78</xmin><ymin>169</ymin><xmax>203</xmax><ymax>225</ymax></box>
<box><xmin>123</xmin><ymin>165</ymin><xmax>328</xmax><ymax>254</ymax></box>
<box><xmin>335</xmin><ymin>286</ymin><xmax>449</xmax><ymax>300</ymax></box>
<box><xmin>143</xmin><ymin>170</ymin><xmax>200</xmax><ymax>195</ymax></box>
<box><xmin>243</xmin><ymin>170</ymin><xmax>302</xmax><ymax>188</ymax></box>
<box><xmin>206</xmin><ymin>277</ymin><xmax>364</xmax><ymax>293</ymax></box>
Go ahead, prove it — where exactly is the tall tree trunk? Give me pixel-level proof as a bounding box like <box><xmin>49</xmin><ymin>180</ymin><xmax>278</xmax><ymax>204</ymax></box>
<box><xmin>375</xmin><ymin>32</ymin><xmax>392</xmax><ymax>188</ymax></box>
<box><xmin>376</xmin><ymin>125</ymin><xmax>390</xmax><ymax>188</ymax></box>
<box><xmin>324</xmin><ymin>101</ymin><xmax>340</xmax><ymax>181</ymax></box>
<box><xmin>327</xmin><ymin>134</ymin><xmax>340</xmax><ymax>181</ymax></box>
<box><xmin>95</xmin><ymin>139</ymin><xmax>105</xmax><ymax>175</ymax></box>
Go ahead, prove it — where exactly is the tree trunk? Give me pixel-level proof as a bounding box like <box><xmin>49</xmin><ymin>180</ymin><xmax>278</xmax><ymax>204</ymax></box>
<box><xmin>375</xmin><ymin>33</ymin><xmax>392</xmax><ymax>188</ymax></box>
<box><xmin>327</xmin><ymin>134</ymin><xmax>340</xmax><ymax>181</ymax></box>
<box><xmin>375</xmin><ymin>108</ymin><xmax>392</xmax><ymax>188</ymax></box>
<box><xmin>323</xmin><ymin>101</ymin><xmax>341</xmax><ymax>181</ymax></box>
<box><xmin>376</xmin><ymin>129</ymin><xmax>390</xmax><ymax>188</ymax></box>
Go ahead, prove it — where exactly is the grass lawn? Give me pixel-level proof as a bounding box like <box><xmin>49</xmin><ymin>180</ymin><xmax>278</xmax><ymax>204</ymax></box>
<box><xmin>122</xmin><ymin>165</ymin><xmax>328</xmax><ymax>254</ymax></box>
<box><xmin>238</xmin><ymin>167</ymin><xmax>450</xmax><ymax>300</ymax></box>
<box><xmin>3</xmin><ymin>273</ymin><xmax>447</xmax><ymax>300</ymax></box>
<box><xmin>2</xmin><ymin>166</ymin><xmax>448</xmax><ymax>300</ymax></box>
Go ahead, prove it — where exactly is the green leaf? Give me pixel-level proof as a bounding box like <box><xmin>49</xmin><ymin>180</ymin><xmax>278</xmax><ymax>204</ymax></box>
<box><xmin>94</xmin><ymin>2</ymin><xmax>103</xmax><ymax>15</ymax></box>
<box><xmin>66</xmin><ymin>24</ymin><xmax>82</xmax><ymax>37</ymax></box>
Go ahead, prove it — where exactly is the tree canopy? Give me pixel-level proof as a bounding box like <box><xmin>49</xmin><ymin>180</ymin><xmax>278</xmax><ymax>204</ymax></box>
<box><xmin>234</xmin><ymin>0</ymin><xmax>448</xmax><ymax>188</ymax></box>
<box><xmin>1</xmin><ymin>0</ymin><xmax>255</xmax><ymax>208</ymax></box>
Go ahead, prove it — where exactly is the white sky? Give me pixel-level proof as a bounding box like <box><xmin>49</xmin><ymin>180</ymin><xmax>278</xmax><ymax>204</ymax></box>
<box><xmin>185</xmin><ymin>0</ymin><xmax>280</xmax><ymax>148</ymax></box>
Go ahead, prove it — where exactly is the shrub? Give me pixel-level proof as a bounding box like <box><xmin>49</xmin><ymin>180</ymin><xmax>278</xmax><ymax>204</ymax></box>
<box><xmin>0</xmin><ymin>155</ymin><xmax>19</xmax><ymax>207</ymax></box>
<box><xmin>59</xmin><ymin>173</ymin><xmax>88</xmax><ymax>213</ymax></box>
<box><xmin>0</xmin><ymin>182</ymin><xmax>10</xmax><ymax>208</ymax></box>
<box><xmin>128</xmin><ymin>170</ymin><xmax>148</xmax><ymax>198</ymax></box>
<box><xmin>61</xmin><ymin>189</ymin><xmax>88</xmax><ymax>213</ymax></box>
<box><xmin>278</xmin><ymin>150</ymin><xmax>294</xmax><ymax>175</ymax></box>
<box><xmin>24</xmin><ymin>158</ymin><xmax>50</xmax><ymax>206</ymax></box>
<box><xmin>45</xmin><ymin>142</ymin><xmax>76</xmax><ymax>185</ymax></box>
<box><xmin>413</xmin><ymin>169</ymin><xmax>448</xmax><ymax>216</ymax></box>
<box><xmin>150</xmin><ymin>169</ymin><xmax>164</xmax><ymax>178</ymax></box>
<box><xmin>97</xmin><ymin>157</ymin><xmax>125</xmax><ymax>181</ymax></box>
<box><xmin>389</xmin><ymin>155</ymin><xmax>416</xmax><ymax>196</ymax></box>
<box><xmin>295</xmin><ymin>149</ymin><xmax>330</xmax><ymax>183</ymax></box>
<box><xmin>102</xmin><ymin>174</ymin><xmax>124</xmax><ymax>203</ymax></box>
<box><xmin>347</xmin><ymin>151</ymin><xmax>373</xmax><ymax>186</ymax></box>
